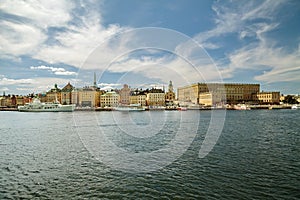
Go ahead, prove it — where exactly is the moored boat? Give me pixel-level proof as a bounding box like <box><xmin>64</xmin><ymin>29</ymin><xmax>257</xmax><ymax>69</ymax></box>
<box><xmin>234</xmin><ymin>104</ymin><xmax>251</xmax><ymax>110</ymax></box>
<box><xmin>177</xmin><ymin>107</ymin><xmax>187</xmax><ymax>111</ymax></box>
<box><xmin>114</xmin><ymin>104</ymin><xmax>145</xmax><ymax>111</ymax></box>
<box><xmin>148</xmin><ymin>106</ymin><xmax>166</xmax><ymax>110</ymax></box>
<box><xmin>18</xmin><ymin>98</ymin><xmax>75</xmax><ymax>112</ymax></box>
<box><xmin>291</xmin><ymin>104</ymin><xmax>300</xmax><ymax>110</ymax></box>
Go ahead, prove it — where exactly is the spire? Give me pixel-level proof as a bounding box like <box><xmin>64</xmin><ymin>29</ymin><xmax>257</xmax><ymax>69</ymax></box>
<box><xmin>168</xmin><ymin>80</ymin><xmax>173</xmax><ymax>92</ymax></box>
<box><xmin>93</xmin><ymin>72</ymin><xmax>97</xmax><ymax>88</ymax></box>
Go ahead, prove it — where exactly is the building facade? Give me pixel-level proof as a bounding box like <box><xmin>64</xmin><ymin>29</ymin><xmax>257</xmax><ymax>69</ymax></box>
<box><xmin>100</xmin><ymin>91</ymin><xmax>120</xmax><ymax>107</ymax></box>
<box><xmin>72</xmin><ymin>87</ymin><xmax>101</xmax><ymax>107</ymax></box>
<box><xmin>178</xmin><ymin>83</ymin><xmax>260</xmax><ymax>105</ymax></box>
<box><xmin>253</xmin><ymin>92</ymin><xmax>280</xmax><ymax>104</ymax></box>
<box><xmin>177</xmin><ymin>84</ymin><xmax>199</xmax><ymax>104</ymax></box>
<box><xmin>119</xmin><ymin>84</ymin><xmax>131</xmax><ymax>105</ymax></box>
<box><xmin>199</xmin><ymin>92</ymin><xmax>221</xmax><ymax>106</ymax></box>
<box><xmin>146</xmin><ymin>88</ymin><xmax>165</xmax><ymax>106</ymax></box>
<box><xmin>61</xmin><ymin>82</ymin><xmax>74</xmax><ymax>105</ymax></box>
<box><xmin>165</xmin><ymin>80</ymin><xmax>176</xmax><ymax>104</ymax></box>
<box><xmin>46</xmin><ymin>84</ymin><xmax>62</xmax><ymax>103</ymax></box>
<box><xmin>130</xmin><ymin>94</ymin><xmax>146</xmax><ymax>106</ymax></box>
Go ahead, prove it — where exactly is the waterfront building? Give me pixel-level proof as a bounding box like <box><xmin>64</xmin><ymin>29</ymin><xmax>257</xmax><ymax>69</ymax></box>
<box><xmin>146</xmin><ymin>88</ymin><xmax>165</xmax><ymax>106</ymax></box>
<box><xmin>46</xmin><ymin>84</ymin><xmax>62</xmax><ymax>103</ymax></box>
<box><xmin>74</xmin><ymin>87</ymin><xmax>101</xmax><ymax>107</ymax></box>
<box><xmin>253</xmin><ymin>92</ymin><xmax>280</xmax><ymax>104</ymax></box>
<box><xmin>178</xmin><ymin>83</ymin><xmax>260</xmax><ymax>105</ymax></box>
<box><xmin>165</xmin><ymin>80</ymin><xmax>176</xmax><ymax>104</ymax></box>
<box><xmin>0</xmin><ymin>96</ymin><xmax>7</xmax><ymax>107</ymax></box>
<box><xmin>100</xmin><ymin>91</ymin><xmax>120</xmax><ymax>107</ymax></box>
<box><xmin>71</xmin><ymin>89</ymin><xmax>79</xmax><ymax>106</ymax></box>
<box><xmin>61</xmin><ymin>82</ymin><xmax>74</xmax><ymax>105</ymax></box>
<box><xmin>119</xmin><ymin>84</ymin><xmax>131</xmax><ymax>105</ymax></box>
<box><xmin>0</xmin><ymin>95</ymin><xmax>14</xmax><ymax>107</ymax></box>
<box><xmin>199</xmin><ymin>92</ymin><xmax>222</xmax><ymax>106</ymax></box>
<box><xmin>70</xmin><ymin>73</ymin><xmax>102</xmax><ymax>107</ymax></box>
<box><xmin>177</xmin><ymin>84</ymin><xmax>199</xmax><ymax>104</ymax></box>
<box><xmin>16</xmin><ymin>96</ymin><xmax>24</xmax><ymax>106</ymax></box>
<box><xmin>130</xmin><ymin>94</ymin><xmax>146</xmax><ymax>106</ymax></box>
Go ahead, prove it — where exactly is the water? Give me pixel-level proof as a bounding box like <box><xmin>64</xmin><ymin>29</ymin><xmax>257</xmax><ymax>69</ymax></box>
<box><xmin>0</xmin><ymin>110</ymin><xmax>299</xmax><ymax>199</ymax></box>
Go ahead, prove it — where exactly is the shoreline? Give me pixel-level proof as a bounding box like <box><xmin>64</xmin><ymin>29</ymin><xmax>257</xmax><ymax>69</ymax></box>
<box><xmin>0</xmin><ymin>105</ymin><xmax>294</xmax><ymax>112</ymax></box>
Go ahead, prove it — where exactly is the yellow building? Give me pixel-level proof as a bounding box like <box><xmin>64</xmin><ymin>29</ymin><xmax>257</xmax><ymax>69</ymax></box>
<box><xmin>16</xmin><ymin>96</ymin><xmax>24</xmax><ymax>106</ymax></box>
<box><xmin>253</xmin><ymin>92</ymin><xmax>280</xmax><ymax>104</ymax></box>
<box><xmin>46</xmin><ymin>84</ymin><xmax>61</xmax><ymax>103</ymax></box>
<box><xmin>100</xmin><ymin>91</ymin><xmax>120</xmax><ymax>107</ymax></box>
<box><xmin>72</xmin><ymin>87</ymin><xmax>101</xmax><ymax>107</ymax></box>
<box><xmin>146</xmin><ymin>91</ymin><xmax>165</xmax><ymax>106</ymax></box>
<box><xmin>130</xmin><ymin>94</ymin><xmax>146</xmax><ymax>106</ymax></box>
<box><xmin>178</xmin><ymin>83</ymin><xmax>260</xmax><ymax>105</ymax></box>
<box><xmin>0</xmin><ymin>96</ymin><xmax>8</xmax><ymax>107</ymax></box>
<box><xmin>177</xmin><ymin>84</ymin><xmax>199</xmax><ymax>104</ymax></box>
<box><xmin>199</xmin><ymin>92</ymin><xmax>222</xmax><ymax>106</ymax></box>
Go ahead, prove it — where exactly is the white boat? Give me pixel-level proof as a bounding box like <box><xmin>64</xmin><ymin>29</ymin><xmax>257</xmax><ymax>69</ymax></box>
<box><xmin>291</xmin><ymin>104</ymin><xmax>300</xmax><ymax>110</ymax></box>
<box><xmin>234</xmin><ymin>104</ymin><xmax>251</xmax><ymax>110</ymax></box>
<box><xmin>148</xmin><ymin>106</ymin><xmax>166</xmax><ymax>110</ymax></box>
<box><xmin>18</xmin><ymin>98</ymin><xmax>75</xmax><ymax>112</ymax></box>
<box><xmin>114</xmin><ymin>104</ymin><xmax>145</xmax><ymax>111</ymax></box>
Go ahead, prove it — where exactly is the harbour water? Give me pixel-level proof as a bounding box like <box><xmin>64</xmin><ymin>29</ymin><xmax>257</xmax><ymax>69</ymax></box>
<box><xmin>1</xmin><ymin>110</ymin><xmax>299</xmax><ymax>199</ymax></box>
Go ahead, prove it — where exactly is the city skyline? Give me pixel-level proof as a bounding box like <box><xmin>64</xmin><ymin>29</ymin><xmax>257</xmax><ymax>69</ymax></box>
<box><xmin>1</xmin><ymin>0</ymin><xmax>300</xmax><ymax>95</ymax></box>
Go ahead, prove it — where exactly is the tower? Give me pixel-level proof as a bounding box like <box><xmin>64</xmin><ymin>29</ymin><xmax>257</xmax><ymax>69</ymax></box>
<box><xmin>93</xmin><ymin>72</ymin><xmax>97</xmax><ymax>88</ymax></box>
<box><xmin>168</xmin><ymin>80</ymin><xmax>173</xmax><ymax>92</ymax></box>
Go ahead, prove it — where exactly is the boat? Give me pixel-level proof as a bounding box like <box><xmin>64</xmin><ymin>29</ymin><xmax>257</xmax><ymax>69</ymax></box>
<box><xmin>233</xmin><ymin>104</ymin><xmax>251</xmax><ymax>110</ymax></box>
<box><xmin>148</xmin><ymin>106</ymin><xmax>166</xmax><ymax>110</ymax></box>
<box><xmin>18</xmin><ymin>98</ymin><xmax>75</xmax><ymax>112</ymax></box>
<box><xmin>114</xmin><ymin>104</ymin><xmax>145</xmax><ymax>111</ymax></box>
<box><xmin>177</xmin><ymin>107</ymin><xmax>187</xmax><ymax>111</ymax></box>
<box><xmin>291</xmin><ymin>104</ymin><xmax>300</xmax><ymax>110</ymax></box>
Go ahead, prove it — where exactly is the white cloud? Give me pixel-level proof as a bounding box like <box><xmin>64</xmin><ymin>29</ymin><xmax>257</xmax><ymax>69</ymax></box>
<box><xmin>0</xmin><ymin>0</ymin><xmax>74</xmax><ymax>58</ymax></box>
<box><xmin>30</xmin><ymin>65</ymin><xmax>78</xmax><ymax>76</ymax></box>
<box><xmin>223</xmin><ymin>22</ymin><xmax>300</xmax><ymax>83</ymax></box>
<box><xmin>0</xmin><ymin>76</ymin><xmax>34</xmax><ymax>85</ymax></box>
<box><xmin>0</xmin><ymin>20</ymin><xmax>47</xmax><ymax>57</ymax></box>
<box><xmin>0</xmin><ymin>87</ymin><xmax>9</xmax><ymax>91</ymax></box>
<box><xmin>0</xmin><ymin>74</ymin><xmax>78</xmax><ymax>94</ymax></box>
<box><xmin>98</xmin><ymin>83</ymin><xmax>121</xmax><ymax>87</ymax></box>
<box><xmin>0</xmin><ymin>0</ymin><xmax>74</xmax><ymax>29</ymax></box>
<box><xmin>194</xmin><ymin>0</ymin><xmax>285</xmax><ymax>45</ymax></box>
<box><xmin>190</xmin><ymin>0</ymin><xmax>300</xmax><ymax>84</ymax></box>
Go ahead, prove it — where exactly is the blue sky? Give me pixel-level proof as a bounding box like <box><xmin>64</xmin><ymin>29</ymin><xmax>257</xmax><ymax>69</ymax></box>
<box><xmin>0</xmin><ymin>0</ymin><xmax>300</xmax><ymax>95</ymax></box>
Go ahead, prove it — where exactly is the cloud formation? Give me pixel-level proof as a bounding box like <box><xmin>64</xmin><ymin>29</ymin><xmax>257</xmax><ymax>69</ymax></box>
<box><xmin>192</xmin><ymin>0</ymin><xmax>300</xmax><ymax>84</ymax></box>
<box><xmin>30</xmin><ymin>65</ymin><xmax>78</xmax><ymax>76</ymax></box>
<box><xmin>0</xmin><ymin>76</ymin><xmax>33</xmax><ymax>85</ymax></box>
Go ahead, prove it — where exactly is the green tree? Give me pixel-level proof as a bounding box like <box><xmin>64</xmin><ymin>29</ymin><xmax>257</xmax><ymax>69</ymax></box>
<box><xmin>283</xmin><ymin>95</ymin><xmax>298</xmax><ymax>104</ymax></box>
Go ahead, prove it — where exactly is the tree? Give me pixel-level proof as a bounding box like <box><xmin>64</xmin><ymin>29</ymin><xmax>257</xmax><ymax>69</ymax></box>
<box><xmin>283</xmin><ymin>95</ymin><xmax>298</xmax><ymax>104</ymax></box>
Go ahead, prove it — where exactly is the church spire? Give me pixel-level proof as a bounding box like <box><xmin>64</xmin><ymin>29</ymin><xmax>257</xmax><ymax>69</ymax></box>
<box><xmin>93</xmin><ymin>72</ymin><xmax>97</xmax><ymax>88</ymax></box>
<box><xmin>168</xmin><ymin>80</ymin><xmax>173</xmax><ymax>92</ymax></box>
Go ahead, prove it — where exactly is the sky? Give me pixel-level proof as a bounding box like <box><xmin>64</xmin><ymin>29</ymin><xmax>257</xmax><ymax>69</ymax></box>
<box><xmin>0</xmin><ymin>0</ymin><xmax>300</xmax><ymax>95</ymax></box>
